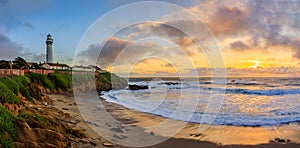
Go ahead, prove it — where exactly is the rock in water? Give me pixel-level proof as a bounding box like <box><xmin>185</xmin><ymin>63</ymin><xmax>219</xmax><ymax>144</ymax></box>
<box><xmin>164</xmin><ymin>82</ymin><xmax>179</xmax><ymax>85</ymax></box>
<box><xmin>128</xmin><ymin>84</ymin><xmax>148</xmax><ymax>90</ymax></box>
<box><xmin>274</xmin><ymin>138</ymin><xmax>286</xmax><ymax>143</ymax></box>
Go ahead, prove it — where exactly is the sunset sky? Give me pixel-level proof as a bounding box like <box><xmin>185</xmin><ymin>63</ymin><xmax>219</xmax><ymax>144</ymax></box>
<box><xmin>1</xmin><ymin>0</ymin><xmax>300</xmax><ymax>77</ymax></box>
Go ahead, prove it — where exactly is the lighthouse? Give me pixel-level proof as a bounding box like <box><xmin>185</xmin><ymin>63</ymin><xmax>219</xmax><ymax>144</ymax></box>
<box><xmin>46</xmin><ymin>34</ymin><xmax>53</xmax><ymax>63</ymax></box>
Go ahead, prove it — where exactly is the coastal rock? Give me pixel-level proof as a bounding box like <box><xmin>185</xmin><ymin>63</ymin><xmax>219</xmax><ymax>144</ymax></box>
<box><xmin>15</xmin><ymin>119</ymin><xmax>65</xmax><ymax>147</ymax></box>
<box><xmin>62</xmin><ymin>107</ymin><xmax>69</xmax><ymax>110</ymax></box>
<box><xmin>149</xmin><ymin>131</ymin><xmax>155</xmax><ymax>136</ymax></box>
<box><xmin>162</xmin><ymin>82</ymin><xmax>179</xmax><ymax>85</ymax></box>
<box><xmin>274</xmin><ymin>138</ymin><xmax>289</xmax><ymax>143</ymax></box>
<box><xmin>89</xmin><ymin>139</ymin><xmax>97</xmax><ymax>146</ymax></box>
<box><xmin>42</xmin><ymin>102</ymin><xmax>48</xmax><ymax>106</ymax></box>
<box><xmin>102</xmin><ymin>142</ymin><xmax>114</xmax><ymax>147</ymax></box>
<box><xmin>128</xmin><ymin>84</ymin><xmax>148</xmax><ymax>90</ymax></box>
<box><xmin>190</xmin><ymin>133</ymin><xmax>202</xmax><ymax>137</ymax></box>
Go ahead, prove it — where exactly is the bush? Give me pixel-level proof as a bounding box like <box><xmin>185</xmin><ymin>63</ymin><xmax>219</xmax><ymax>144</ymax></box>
<box><xmin>18</xmin><ymin>82</ymin><xmax>32</xmax><ymax>101</ymax></box>
<box><xmin>29</xmin><ymin>73</ymin><xmax>55</xmax><ymax>90</ymax></box>
<box><xmin>96</xmin><ymin>74</ymin><xmax>110</xmax><ymax>83</ymax></box>
<box><xmin>97</xmin><ymin>72</ymin><xmax>127</xmax><ymax>84</ymax></box>
<box><xmin>50</xmin><ymin>74</ymin><xmax>72</xmax><ymax>91</ymax></box>
<box><xmin>0</xmin><ymin>77</ymin><xmax>19</xmax><ymax>96</ymax></box>
<box><xmin>12</xmin><ymin>76</ymin><xmax>32</xmax><ymax>101</ymax></box>
<box><xmin>0</xmin><ymin>82</ymin><xmax>19</xmax><ymax>104</ymax></box>
<box><xmin>72</xmin><ymin>74</ymin><xmax>93</xmax><ymax>85</ymax></box>
<box><xmin>0</xmin><ymin>105</ymin><xmax>17</xmax><ymax>147</ymax></box>
<box><xmin>12</xmin><ymin>76</ymin><xmax>30</xmax><ymax>86</ymax></box>
<box><xmin>18</xmin><ymin>111</ymin><xmax>51</xmax><ymax>129</ymax></box>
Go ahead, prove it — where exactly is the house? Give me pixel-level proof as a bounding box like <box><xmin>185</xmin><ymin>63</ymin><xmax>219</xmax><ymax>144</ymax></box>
<box><xmin>42</xmin><ymin>62</ymin><xmax>70</xmax><ymax>70</ymax></box>
<box><xmin>72</xmin><ymin>65</ymin><xmax>93</xmax><ymax>72</ymax></box>
<box><xmin>72</xmin><ymin>65</ymin><xmax>107</xmax><ymax>73</ymax></box>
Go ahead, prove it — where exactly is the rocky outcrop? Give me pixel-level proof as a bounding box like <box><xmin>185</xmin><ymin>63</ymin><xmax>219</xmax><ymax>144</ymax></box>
<box><xmin>128</xmin><ymin>84</ymin><xmax>148</xmax><ymax>90</ymax></box>
<box><xmin>14</xmin><ymin>119</ymin><xmax>65</xmax><ymax>147</ymax></box>
<box><xmin>160</xmin><ymin>82</ymin><xmax>179</xmax><ymax>85</ymax></box>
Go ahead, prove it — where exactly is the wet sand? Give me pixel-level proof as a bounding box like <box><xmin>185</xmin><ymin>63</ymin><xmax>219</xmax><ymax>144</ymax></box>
<box><xmin>49</xmin><ymin>94</ymin><xmax>300</xmax><ymax>148</ymax></box>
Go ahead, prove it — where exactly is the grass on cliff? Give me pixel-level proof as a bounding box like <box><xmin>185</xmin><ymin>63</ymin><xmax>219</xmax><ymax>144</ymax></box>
<box><xmin>12</xmin><ymin>76</ymin><xmax>30</xmax><ymax>86</ymax></box>
<box><xmin>29</xmin><ymin>73</ymin><xmax>55</xmax><ymax>90</ymax></box>
<box><xmin>0</xmin><ymin>81</ymin><xmax>19</xmax><ymax>104</ymax></box>
<box><xmin>72</xmin><ymin>74</ymin><xmax>94</xmax><ymax>85</ymax></box>
<box><xmin>97</xmin><ymin>72</ymin><xmax>127</xmax><ymax>84</ymax></box>
<box><xmin>49</xmin><ymin>73</ymin><xmax>72</xmax><ymax>91</ymax></box>
<box><xmin>18</xmin><ymin>111</ymin><xmax>51</xmax><ymax>129</ymax></box>
<box><xmin>0</xmin><ymin>105</ymin><xmax>17</xmax><ymax>148</ymax></box>
<box><xmin>0</xmin><ymin>77</ymin><xmax>19</xmax><ymax>96</ymax></box>
<box><xmin>13</xmin><ymin>76</ymin><xmax>32</xmax><ymax>101</ymax></box>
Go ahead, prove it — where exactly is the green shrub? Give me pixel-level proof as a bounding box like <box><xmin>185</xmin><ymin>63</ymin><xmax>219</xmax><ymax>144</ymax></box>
<box><xmin>18</xmin><ymin>111</ymin><xmax>51</xmax><ymax>129</ymax></box>
<box><xmin>18</xmin><ymin>82</ymin><xmax>32</xmax><ymax>101</ymax></box>
<box><xmin>97</xmin><ymin>72</ymin><xmax>127</xmax><ymax>84</ymax></box>
<box><xmin>0</xmin><ymin>77</ymin><xmax>19</xmax><ymax>96</ymax></box>
<box><xmin>0</xmin><ymin>82</ymin><xmax>19</xmax><ymax>104</ymax></box>
<box><xmin>29</xmin><ymin>73</ymin><xmax>55</xmax><ymax>90</ymax></box>
<box><xmin>12</xmin><ymin>76</ymin><xmax>31</xmax><ymax>86</ymax></box>
<box><xmin>50</xmin><ymin>74</ymin><xmax>72</xmax><ymax>91</ymax></box>
<box><xmin>72</xmin><ymin>74</ymin><xmax>93</xmax><ymax>85</ymax></box>
<box><xmin>11</xmin><ymin>76</ymin><xmax>32</xmax><ymax>101</ymax></box>
<box><xmin>96</xmin><ymin>74</ymin><xmax>110</xmax><ymax>83</ymax></box>
<box><xmin>0</xmin><ymin>105</ymin><xmax>17</xmax><ymax>147</ymax></box>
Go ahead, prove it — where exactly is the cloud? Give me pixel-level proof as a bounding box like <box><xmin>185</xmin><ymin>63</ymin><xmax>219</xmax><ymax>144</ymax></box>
<box><xmin>290</xmin><ymin>39</ymin><xmax>300</xmax><ymax>59</ymax></box>
<box><xmin>185</xmin><ymin>67</ymin><xmax>300</xmax><ymax>77</ymax></box>
<box><xmin>208</xmin><ymin>5</ymin><xmax>249</xmax><ymax>36</ymax></box>
<box><xmin>20</xmin><ymin>22</ymin><xmax>34</xmax><ymax>29</ymax></box>
<box><xmin>126</xmin><ymin>22</ymin><xmax>204</xmax><ymax>56</ymax></box>
<box><xmin>0</xmin><ymin>33</ymin><xmax>23</xmax><ymax>60</ymax></box>
<box><xmin>230</xmin><ymin>41</ymin><xmax>249</xmax><ymax>50</ymax></box>
<box><xmin>0</xmin><ymin>0</ymin><xmax>49</xmax><ymax>33</ymax></box>
<box><xmin>161</xmin><ymin>63</ymin><xmax>174</xmax><ymax>68</ymax></box>
<box><xmin>0</xmin><ymin>0</ymin><xmax>50</xmax><ymax>61</ymax></box>
<box><xmin>78</xmin><ymin>36</ymin><xmax>171</xmax><ymax>67</ymax></box>
<box><xmin>78</xmin><ymin>37</ymin><xmax>130</xmax><ymax>66</ymax></box>
<box><xmin>188</xmin><ymin>0</ymin><xmax>300</xmax><ymax>59</ymax></box>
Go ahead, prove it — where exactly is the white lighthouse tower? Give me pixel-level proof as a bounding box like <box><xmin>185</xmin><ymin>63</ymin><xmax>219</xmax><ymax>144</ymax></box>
<box><xmin>46</xmin><ymin>34</ymin><xmax>53</xmax><ymax>63</ymax></box>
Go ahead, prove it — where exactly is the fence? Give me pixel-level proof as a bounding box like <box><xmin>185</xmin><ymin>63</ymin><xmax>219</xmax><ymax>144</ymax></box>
<box><xmin>0</xmin><ymin>69</ymin><xmax>24</xmax><ymax>76</ymax></box>
<box><xmin>0</xmin><ymin>69</ymin><xmax>96</xmax><ymax>76</ymax></box>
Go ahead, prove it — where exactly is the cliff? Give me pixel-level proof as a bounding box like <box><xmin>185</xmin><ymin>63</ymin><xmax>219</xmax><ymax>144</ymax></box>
<box><xmin>0</xmin><ymin>72</ymin><xmax>127</xmax><ymax>147</ymax></box>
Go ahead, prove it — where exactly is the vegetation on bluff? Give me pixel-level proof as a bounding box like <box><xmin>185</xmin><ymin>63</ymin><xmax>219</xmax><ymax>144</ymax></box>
<box><xmin>0</xmin><ymin>81</ymin><xmax>19</xmax><ymax>104</ymax></box>
<box><xmin>18</xmin><ymin>111</ymin><xmax>51</xmax><ymax>129</ymax></box>
<box><xmin>0</xmin><ymin>77</ymin><xmax>19</xmax><ymax>96</ymax></box>
<box><xmin>49</xmin><ymin>73</ymin><xmax>72</xmax><ymax>91</ymax></box>
<box><xmin>29</xmin><ymin>73</ymin><xmax>56</xmax><ymax>90</ymax></box>
<box><xmin>0</xmin><ymin>106</ymin><xmax>18</xmax><ymax>147</ymax></box>
<box><xmin>95</xmin><ymin>72</ymin><xmax>128</xmax><ymax>91</ymax></box>
<box><xmin>0</xmin><ymin>70</ymin><xmax>127</xmax><ymax>147</ymax></box>
<box><xmin>13</xmin><ymin>76</ymin><xmax>32</xmax><ymax>101</ymax></box>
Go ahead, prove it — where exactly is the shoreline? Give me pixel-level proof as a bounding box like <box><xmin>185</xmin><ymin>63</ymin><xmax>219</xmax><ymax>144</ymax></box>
<box><xmin>49</xmin><ymin>93</ymin><xmax>300</xmax><ymax>148</ymax></box>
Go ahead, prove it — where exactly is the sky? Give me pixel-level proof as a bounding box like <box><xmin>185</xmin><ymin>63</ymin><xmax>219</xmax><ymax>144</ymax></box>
<box><xmin>1</xmin><ymin>0</ymin><xmax>300</xmax><ymax>77</ymax></box>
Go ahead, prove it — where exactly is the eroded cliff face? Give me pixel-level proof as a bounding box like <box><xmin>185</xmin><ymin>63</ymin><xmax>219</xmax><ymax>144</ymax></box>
<box><xmin>0</xmin><ymin>73</ymin><xmax>127</xmax><ymax>147</ymax></box>
<box><xmin>2</xmin><ymin>82</ymin><xmax>84</xmax><ymax>147</ymax></box>
<box><xmin>73</xmin><ymin>74</ymin><xmax>128</xmax><ymax>94</ymax></box>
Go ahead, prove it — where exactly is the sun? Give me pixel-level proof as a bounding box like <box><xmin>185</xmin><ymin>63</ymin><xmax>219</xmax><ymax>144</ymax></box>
<box><xmin>249</xmin><ymin>60</ymin><xmax>263</xmax><ymax>68</ymax></box>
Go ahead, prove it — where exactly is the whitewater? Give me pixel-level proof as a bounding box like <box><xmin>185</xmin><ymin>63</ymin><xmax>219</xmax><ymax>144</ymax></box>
<box><xmin>101</xmin><ymin>77</ymin><xmax>300</xmax><ymax>126</ymax></box>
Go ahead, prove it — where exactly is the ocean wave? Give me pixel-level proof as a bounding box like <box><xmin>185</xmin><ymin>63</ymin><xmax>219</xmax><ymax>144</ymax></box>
<box><xmin>101</xmin><ymin>78</ymin><xmax>300</xmax><ymax>127</ymax></box>
<box><xmin>101</xmin><ymin>92</ymin><xmax>300</xmax><ymax>126</ymax></box>
<box><xmin>200</xmin><ymin>87</ymin><xmax>300</xmax><ymax>96</ymax></box>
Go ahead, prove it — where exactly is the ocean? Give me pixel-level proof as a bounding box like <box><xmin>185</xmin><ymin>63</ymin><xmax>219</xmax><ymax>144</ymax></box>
<box><xmin>101</xmin><ymin>77</ymin><xmax>300</xmax><ymax>127</ymax></box>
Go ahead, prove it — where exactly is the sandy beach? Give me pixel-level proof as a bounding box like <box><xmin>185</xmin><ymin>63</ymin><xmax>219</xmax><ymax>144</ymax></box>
<box><xmin>48</xmin><ymin>94</ymin><xmax>300</xmax><ymax>148</ymax></box>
